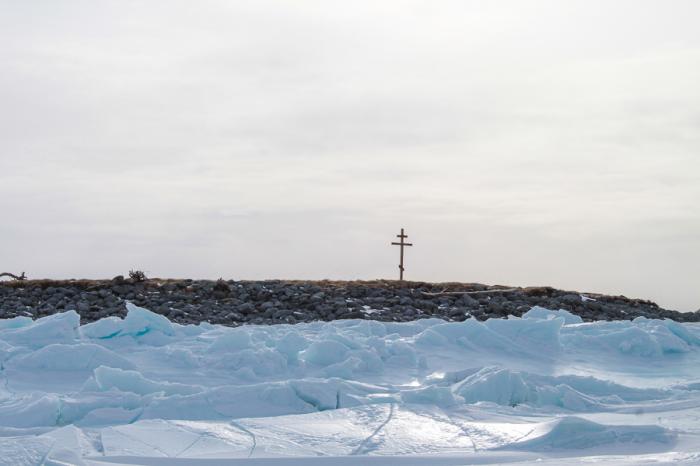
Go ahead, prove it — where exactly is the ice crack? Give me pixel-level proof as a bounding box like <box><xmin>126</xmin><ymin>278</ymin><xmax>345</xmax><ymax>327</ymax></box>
<box><xmin>351</xmin><ymin>403</ymin><xmax>394</xmax><ymax>455</ymax></box>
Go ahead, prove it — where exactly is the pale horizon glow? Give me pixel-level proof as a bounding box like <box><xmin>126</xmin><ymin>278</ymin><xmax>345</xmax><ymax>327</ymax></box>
<box><xmin>1</xmin><ymin>0</ymin><xmax>698</xmax><ymax>311</ymax></box>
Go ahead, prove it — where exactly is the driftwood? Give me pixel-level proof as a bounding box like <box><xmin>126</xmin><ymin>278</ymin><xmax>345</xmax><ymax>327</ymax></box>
<box><xmin>0</xmin><ymin>272</ymin><xmax>27</xmax><ymax>281</ymax></box>
<box><xmin>421</xmin><ymin>288</ymin><xmax>519</xmax><ymax>296</ymax></box>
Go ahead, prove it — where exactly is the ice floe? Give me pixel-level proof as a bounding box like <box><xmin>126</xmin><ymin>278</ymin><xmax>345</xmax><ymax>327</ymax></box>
<box><xmin>0</xmin><ymin>303</ymin><xmax>699</xmax><ymax>464</ymax></box>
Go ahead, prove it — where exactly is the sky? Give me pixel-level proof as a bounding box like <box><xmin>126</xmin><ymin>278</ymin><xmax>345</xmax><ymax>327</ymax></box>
<box><xmin>1</xmin><ymin>0</ymin><xmax>698</xmax><ymax>311</ymax></box>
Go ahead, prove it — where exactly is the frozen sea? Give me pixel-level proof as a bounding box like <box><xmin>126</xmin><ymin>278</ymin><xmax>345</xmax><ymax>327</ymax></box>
<box><xmin>1</xmin><ymin>303</ymin><xmax>700</xmax><ymax>465</ymax></box>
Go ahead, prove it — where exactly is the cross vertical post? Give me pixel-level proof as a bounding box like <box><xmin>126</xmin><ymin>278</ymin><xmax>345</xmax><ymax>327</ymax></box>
<box><xmin>391</xmin><ymin>228</ymin><xmax>413</xmax><ymax>281</ymax></box>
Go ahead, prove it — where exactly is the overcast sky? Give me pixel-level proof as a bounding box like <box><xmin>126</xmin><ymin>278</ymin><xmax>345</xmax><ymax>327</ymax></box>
<box><xmin>1</xmin><ymin>0</ymin><xmax>698</xmax><ymax>311</ymax></box>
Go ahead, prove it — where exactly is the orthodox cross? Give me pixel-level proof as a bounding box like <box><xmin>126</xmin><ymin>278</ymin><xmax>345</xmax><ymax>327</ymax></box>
<box><xmin>391</xmin><ymin>228</ymin><xmax>413</xmax><ymax>281</ymax></box>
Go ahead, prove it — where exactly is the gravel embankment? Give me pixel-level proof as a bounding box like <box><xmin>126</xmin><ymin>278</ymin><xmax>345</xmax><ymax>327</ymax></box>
<box><xmin>0</xmin><ymin>278</ymin><xmax>697</xmax><ymax>325</ymax></box>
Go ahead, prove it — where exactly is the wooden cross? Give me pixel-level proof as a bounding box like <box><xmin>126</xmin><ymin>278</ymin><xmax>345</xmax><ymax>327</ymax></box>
<box><xmin>391</xmin><ymin>228</ymin><xmax>413</xmax><ymax>281</ymax></box>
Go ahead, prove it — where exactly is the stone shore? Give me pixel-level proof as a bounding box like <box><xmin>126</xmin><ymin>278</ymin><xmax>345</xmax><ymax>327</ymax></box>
<box><xmin>1</xmin><ymin>278</ymin><xmax>697</xmax><ymax>325</ymax></box>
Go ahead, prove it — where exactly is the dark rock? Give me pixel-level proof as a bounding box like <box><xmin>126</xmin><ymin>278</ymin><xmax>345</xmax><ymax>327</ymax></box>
<box><xmin>236</xmin><ymin>303</ymin><xmax>254</xmax><ymax>314</ymax></box>
<box><xmin>1</xmin><ymin>279</ymin><xmax>695</xmax><ymax>326</ymax></box>
<box><xmin>559</xmin><ymin>294</ymin><xmax>582</xmax><ymax>305</ymax></box>
<box><xmin>458</xmin><ymin>295</ymin><xmax>479</xmax><ymax>307</ymax></box>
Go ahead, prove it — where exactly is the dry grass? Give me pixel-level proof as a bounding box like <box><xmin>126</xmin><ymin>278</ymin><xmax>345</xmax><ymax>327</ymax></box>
<box><xmin>0</xmin><ymin>278</ymin><xmax>514</xmax><ymax>291</ymax></box>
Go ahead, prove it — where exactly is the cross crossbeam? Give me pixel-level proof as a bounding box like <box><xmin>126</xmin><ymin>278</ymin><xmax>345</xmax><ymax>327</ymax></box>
<box><xmin>390</xmin><ymin>228</ymin><xmax>413</xmax><ymax>281</ymax></box>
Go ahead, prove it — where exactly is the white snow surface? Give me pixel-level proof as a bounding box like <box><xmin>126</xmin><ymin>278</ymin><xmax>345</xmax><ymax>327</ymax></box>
<box><xmin>1</xmin><ymin>303</ymin><xmax>700</xmax><ymax>465</ymax></box>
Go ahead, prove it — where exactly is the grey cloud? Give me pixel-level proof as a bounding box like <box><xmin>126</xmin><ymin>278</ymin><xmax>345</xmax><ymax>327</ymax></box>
<box><xmin>1</xmin><ymin>0</ymin><xmax>699</xmax><ymax>311</ymax></box>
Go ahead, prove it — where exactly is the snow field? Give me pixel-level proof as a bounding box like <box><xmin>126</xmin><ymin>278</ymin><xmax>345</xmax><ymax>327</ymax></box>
<box><xmin>0</xmin><ymin>303</ymin><xmax>699</xmax><ymax>464</ymax></box>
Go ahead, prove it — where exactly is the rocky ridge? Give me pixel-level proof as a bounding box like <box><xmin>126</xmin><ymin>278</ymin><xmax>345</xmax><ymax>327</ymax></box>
<box><xmin>0</xmin><ymin>278</ymin><xmax>697</xmax><ymax>325</ymax></box>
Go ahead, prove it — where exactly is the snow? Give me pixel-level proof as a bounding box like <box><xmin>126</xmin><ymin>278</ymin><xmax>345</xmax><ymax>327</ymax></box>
<box><xmin>1</xmin><ymin>310</ymin><xmax>80</xmax><ymax>348</ymax></box>
<box><xmin>9</xmin><ymin>344</ymin><xmax>135</xmax><ymax>371</ymax></box>
<box><xmin>522</xmin><ymin>305</ymin><xmax>583</xmax><ymax>324</ymax></box>
<box><xmin>1</xmin><ymin>303</ymin><xmax>700</xmax><ymax>465</ymax></box>
<box><xmin>505</xmin><ymin>416</ymin><xmax>673</xmax><ymax>451</ymax></box>
<box><xmin>87</xmin><ymin>366</ymin><xmax>201</xmax><ymax>396</ymax></box>
<box><xmin>300</xmin><ymin>340</ymin><xmax>349</xmax><ymax>366</ymax></box>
